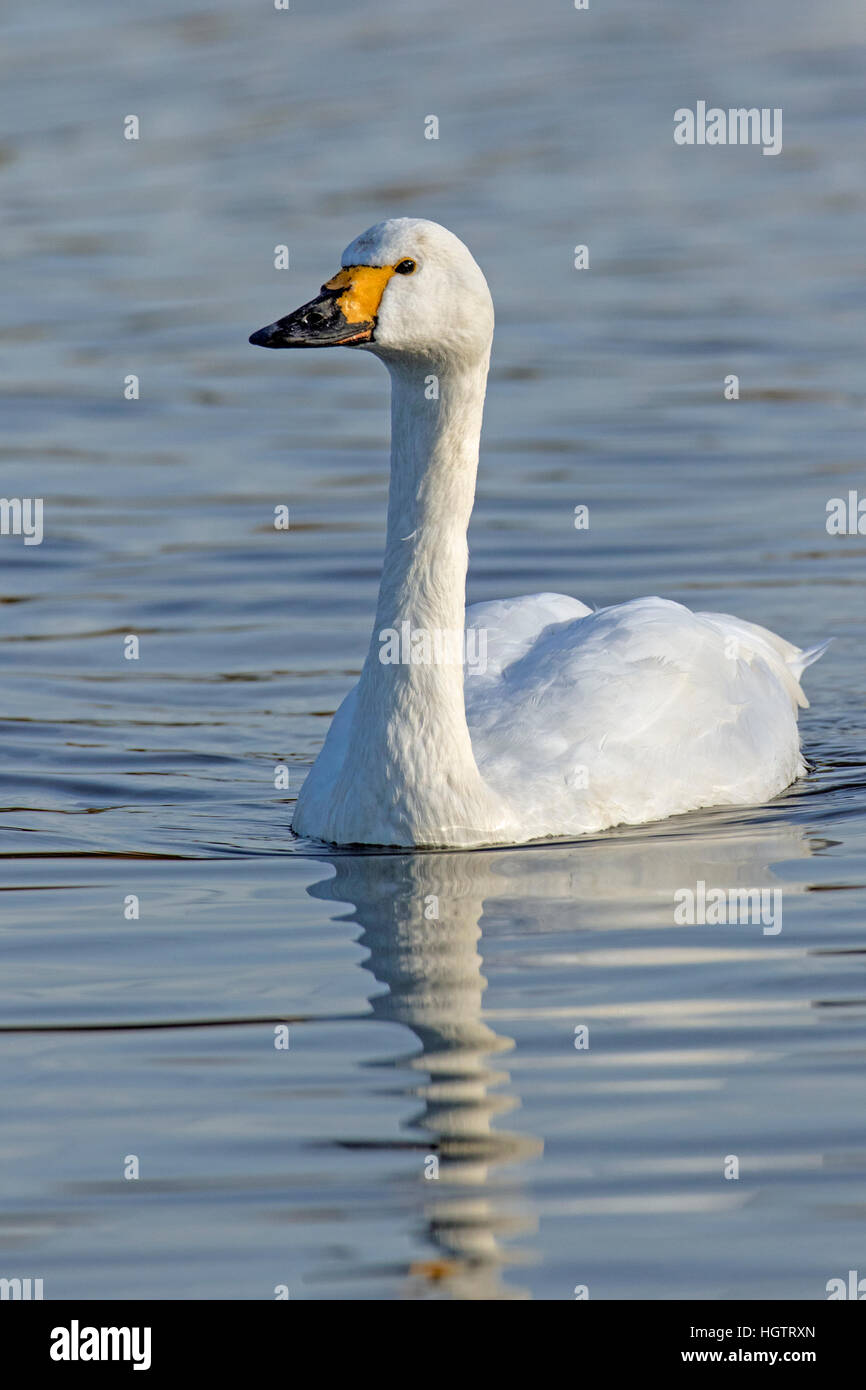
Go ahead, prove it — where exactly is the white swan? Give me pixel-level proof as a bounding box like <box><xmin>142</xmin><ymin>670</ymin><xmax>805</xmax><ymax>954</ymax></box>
<box><xmin>250</xmin><ymin>218</ymin><xmax>826</xmax><ymax>849</ymax></box>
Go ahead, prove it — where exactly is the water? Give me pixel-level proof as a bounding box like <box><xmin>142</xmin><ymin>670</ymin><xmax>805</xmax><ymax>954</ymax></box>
<box><xmin>1</xmin><ymin>0</ymin><xmax>865</xmax><ymax>1299</ymax></box>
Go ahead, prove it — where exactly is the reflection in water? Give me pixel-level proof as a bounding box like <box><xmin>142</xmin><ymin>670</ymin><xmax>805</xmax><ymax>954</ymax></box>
<box><xmin>306</xmin><ymin>820</ymin><xmax>814</xmax><ymax>1299</ymax></box>
<box><xmin>310</xmin><ymin>851</ymin><xmax>539</xmax><ymax>1299</ymax></box>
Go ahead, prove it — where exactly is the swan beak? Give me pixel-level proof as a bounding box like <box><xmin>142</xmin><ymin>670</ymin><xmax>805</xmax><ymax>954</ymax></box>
<box><xmin>249</xmin><ymin>289</ymin><xmax>373</xmax><ymax>348</ymax></box>
<box><xmin>249</xmin><ymin>264</ymin><xmax>396</xmax><ymax>349</ymax></box>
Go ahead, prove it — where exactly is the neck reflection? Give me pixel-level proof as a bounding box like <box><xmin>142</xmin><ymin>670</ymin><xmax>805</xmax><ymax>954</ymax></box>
<box><xmin>308</xmin><ymin>849</ymin><xmax>538</xmax><ymax>1299</ymax></box>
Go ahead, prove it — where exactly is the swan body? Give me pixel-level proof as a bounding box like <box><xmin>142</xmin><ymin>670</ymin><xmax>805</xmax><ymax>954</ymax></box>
<box><xmin>250</xmin><ymin>218</ymin><xmax>826</xmax><ymax>848</ymax></box>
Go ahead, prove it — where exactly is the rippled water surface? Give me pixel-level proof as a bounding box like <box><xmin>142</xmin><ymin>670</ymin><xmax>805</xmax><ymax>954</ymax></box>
<box><xmin>1</xmin><ymin>0</ymin><xmax>865</xmax><ymax>1298</ymax></box>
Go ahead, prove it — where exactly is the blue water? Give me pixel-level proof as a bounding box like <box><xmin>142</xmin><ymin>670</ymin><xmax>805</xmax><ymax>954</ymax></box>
<box><xmin>1</xmin><ymin>0</ymin><xmax>865</xmax><ymax>1298</ymax></box>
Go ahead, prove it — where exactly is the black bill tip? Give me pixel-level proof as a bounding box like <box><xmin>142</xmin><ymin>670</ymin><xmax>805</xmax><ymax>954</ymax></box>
<box><xmin>249</xmin><ymin>325</ymin><xmax>276</xmax><ymax>347</ymax></box>
<box><xmin>249</xmin><ymin>289</ymin><xmax>374</xmax><ymax>350</ymax></box>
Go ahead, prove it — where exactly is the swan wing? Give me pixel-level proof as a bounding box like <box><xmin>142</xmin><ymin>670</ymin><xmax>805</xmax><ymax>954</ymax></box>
<box><xmin>465</xmin><ymin>592</ymin><xmax>592</xmax><ymax>676</ymax></box>
<box><xmin>464</xmin><ymin>594</ymin><xmax>823</xmax><ymax>837</ymax></box>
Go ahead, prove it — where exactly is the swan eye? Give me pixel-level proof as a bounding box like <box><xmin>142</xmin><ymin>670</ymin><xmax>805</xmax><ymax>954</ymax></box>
<box><xmin>394</xmin><ymin>258</ymin><xmax>417</xmax><ymax>275</ymax></box>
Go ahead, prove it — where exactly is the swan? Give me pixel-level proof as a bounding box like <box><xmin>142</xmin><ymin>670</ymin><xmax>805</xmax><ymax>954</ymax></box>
<box><xmin>250</xmin><ymin>218</ymin><xmax>827</xmax><ymax>849</ymax></box>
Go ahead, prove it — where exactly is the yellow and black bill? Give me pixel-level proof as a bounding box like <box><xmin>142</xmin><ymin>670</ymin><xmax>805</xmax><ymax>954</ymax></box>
<box><xmin>249</xmin><ymin>264</ymin><xmax>397</xmax><ymax>349</ymax></box>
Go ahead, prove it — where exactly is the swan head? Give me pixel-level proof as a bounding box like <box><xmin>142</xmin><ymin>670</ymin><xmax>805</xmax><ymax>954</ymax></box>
<box><xmin>249</xmin><ymin>218</ymin><xmax>494</xmax><ymax>365</ymax></box>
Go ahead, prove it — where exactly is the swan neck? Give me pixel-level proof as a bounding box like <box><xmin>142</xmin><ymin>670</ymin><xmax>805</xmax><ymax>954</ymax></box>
<box><xmin>295</xmin><ymin>341</ymin><xmax>512</xmax><ymax>846</ymax></box>
<box><xmin>324</xmin><ymin>348</ymin><xmax>501</xmax><ymax>844</ymax></box>
<box><xmin>371</xmin><ymin>351</ymin><xmax>489</xmax><ymax>636</ymax></box>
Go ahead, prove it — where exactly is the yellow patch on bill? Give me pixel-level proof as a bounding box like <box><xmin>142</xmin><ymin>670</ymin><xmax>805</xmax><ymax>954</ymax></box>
<box><xmin>325</xmin><ymin>264</ymin><xmax>396</xmax><ymax>325</ymax></box>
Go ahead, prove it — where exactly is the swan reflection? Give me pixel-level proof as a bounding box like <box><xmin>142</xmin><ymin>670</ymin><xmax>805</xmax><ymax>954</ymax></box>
<box><xmin>304</xmin><ymin>817</ymin><xmax>814</xmax><ymax>1299</ymax></box>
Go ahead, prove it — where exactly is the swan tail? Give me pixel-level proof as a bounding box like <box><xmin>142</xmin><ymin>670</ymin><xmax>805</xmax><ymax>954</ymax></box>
<box><xmin>783</xmin><ymin>637</ymin><xmax>831</xmax><ymax>709</ymax></box>
<box><xmin>704</xmin><ymin>612</ymin><xmax>831</xmax><ymax>712</ymax></box>
<box><xmin>791</xmin><ymin>637</ymin><xmax>833</xmax><ymax>675</ymax></box>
